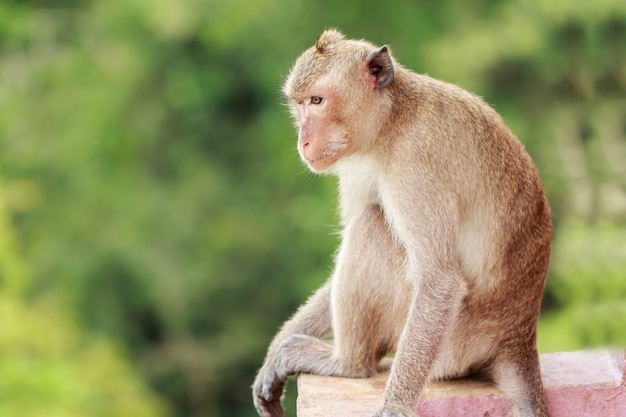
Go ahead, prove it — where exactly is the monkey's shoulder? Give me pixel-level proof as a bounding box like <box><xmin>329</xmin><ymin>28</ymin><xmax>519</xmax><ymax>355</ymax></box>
<box><xmin>393</xmin><ymin>71</ymin><xmax>498</xmax><ymax>120</ymax></box>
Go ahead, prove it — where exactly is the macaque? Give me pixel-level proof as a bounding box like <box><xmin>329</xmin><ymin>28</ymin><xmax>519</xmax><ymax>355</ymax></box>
<box><xmin>253</xmin><ymin>29</ymin><xmax>552</xmax><ymax>417</ymax></box>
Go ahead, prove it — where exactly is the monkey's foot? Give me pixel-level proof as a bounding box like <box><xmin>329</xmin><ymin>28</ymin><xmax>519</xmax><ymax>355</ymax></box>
<box><xmin>252</xmin><ymin>367</ymin><xmax>286</xmax><ymax>417</ymax></box>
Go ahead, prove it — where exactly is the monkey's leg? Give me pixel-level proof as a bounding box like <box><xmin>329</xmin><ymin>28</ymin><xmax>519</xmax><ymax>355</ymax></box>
<box><xmin>330</xmin><ymin>204</ymin><xmax>408</xmax><ymax>376</ymax></box>
<box><xmin>491</xmin><ymin>345</ymin><xmax>549</xmax><ymax>417</ymax></box>
<box><xmin>274</xmin><ymin>204</ymin><xmax>406</xmax><ymax>378</ymax></box>
<box><xmin>254</xmin><ymin>205</ymin><xmax>405</xmax><ymax>417</ymax></box>
<box><xmin>253</xmin><ymin>281</ymin><xmax>332</xmax><ymax>417</ymax></box>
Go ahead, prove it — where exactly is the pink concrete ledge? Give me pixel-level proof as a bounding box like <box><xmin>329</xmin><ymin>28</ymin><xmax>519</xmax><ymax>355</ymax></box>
<box><xmin>297</xmin><ymin>350</ymin><xmax>626</xmax><ymax>417</ymax></box>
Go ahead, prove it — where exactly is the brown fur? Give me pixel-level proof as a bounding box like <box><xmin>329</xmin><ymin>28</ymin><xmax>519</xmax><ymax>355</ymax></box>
<box><xmin>253</xmin><ymin>29</ymin><xmax>552</xmax><ymax>417</ymax></box>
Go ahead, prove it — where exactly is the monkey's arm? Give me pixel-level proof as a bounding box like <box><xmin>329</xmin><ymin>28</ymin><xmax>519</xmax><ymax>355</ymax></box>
<box><xmin>253</xmin><ymin>280</ymin><xmax>332</xmax><ymax>417</ymax></box>
<box><xmin>375</xmin><ymin>189</ymin><xmax>468</xmax><ymax>417</ymax></box>
<box><xmin>378</xmin><ymin>265</ymin><xmax>466</xmax><ymax>417</ymax></box>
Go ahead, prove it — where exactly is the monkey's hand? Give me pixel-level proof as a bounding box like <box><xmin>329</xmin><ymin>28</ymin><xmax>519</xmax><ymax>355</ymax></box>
<box><xmin>252</xmin><ymin>363</ymin><xmax>286</xmax><ymax>417</ymax></box>
<box><xmin>372</xmin><ymin>406</ymin><xmax>417</xmax><ymax>417</ymax></box>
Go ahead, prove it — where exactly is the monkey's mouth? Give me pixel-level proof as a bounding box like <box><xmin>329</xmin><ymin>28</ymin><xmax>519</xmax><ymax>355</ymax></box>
<box><xmin>304</xmin><ymin>155</ymin><xmax>337</xmax><ymax>173</ymax></box>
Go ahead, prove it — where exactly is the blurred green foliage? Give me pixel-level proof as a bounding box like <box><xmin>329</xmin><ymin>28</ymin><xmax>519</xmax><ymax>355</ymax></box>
<box><xmin>0</xmin><ymin>187</ymin><xmax>167</xmax><ymax>417</ymax></box>
<box><xmin>0</xmin><ymin>1</ymin><xmax>624</xmax><ymax>417</ymax></box>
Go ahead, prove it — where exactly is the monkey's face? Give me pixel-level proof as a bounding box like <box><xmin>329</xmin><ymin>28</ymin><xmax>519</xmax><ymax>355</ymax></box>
<box><xmin>289</xmin><ymin>82</ymin><xmax>392</xmax><ymax>173</ymax></box>
<box><xmin>287</xmin><ymin>86</ymin><xmax>353</xmax><ymax>173</ymax></box>
<box><xmin>283</xmin><ymin>51</ymin><xmax>393</xmax><ymax>173</ymax></box>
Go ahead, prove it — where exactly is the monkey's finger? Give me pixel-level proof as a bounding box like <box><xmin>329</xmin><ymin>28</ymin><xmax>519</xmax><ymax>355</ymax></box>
<box><xmin>261</xmin><ymin>377</ymin><xmax>284</xmax><ymax>402</ymax></box>
<box><xmin>252</xmin><ymin>397</ymin><xmax>269</xmax><ymax>417</ymax></box>
<box><xmin>255</xmin><ymin>396</ymin><xmax>285</xmax><ymax>417</ymax></box>
<box><xmin>265</xmin><ymin>399</ymin><xmax>286</xmax><ymax>417</ymax></box>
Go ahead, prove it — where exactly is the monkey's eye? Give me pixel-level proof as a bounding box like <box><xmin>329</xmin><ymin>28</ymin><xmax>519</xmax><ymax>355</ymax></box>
<box><xmin>310</xmin><ymin>96</ymin><xmax>323</xmax><ymax>105</ymax></box>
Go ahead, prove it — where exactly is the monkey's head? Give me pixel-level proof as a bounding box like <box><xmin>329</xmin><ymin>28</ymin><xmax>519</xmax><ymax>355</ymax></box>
<box><xmin>283</xmin><ymin>29</ymin><xmax>395</xmax><ymax>173</ymax></box>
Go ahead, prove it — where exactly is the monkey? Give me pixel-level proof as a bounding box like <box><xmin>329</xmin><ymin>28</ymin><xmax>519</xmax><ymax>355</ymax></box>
<box><xmin>252</xmin><ymin>29</ymin><xmax>552</xmax><ymax>417</ymax></box>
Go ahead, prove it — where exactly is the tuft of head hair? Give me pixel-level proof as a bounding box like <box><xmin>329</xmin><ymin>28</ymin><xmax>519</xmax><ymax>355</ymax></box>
<box><xmin>315</xmin><ymin>28</ymin><xmax>345</xmax><ymax>54</ymax></box>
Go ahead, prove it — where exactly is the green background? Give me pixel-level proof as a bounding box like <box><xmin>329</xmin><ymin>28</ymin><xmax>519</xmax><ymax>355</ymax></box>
<box><xmin>0</xmin><ymin>1</ymin><xmax>625</xmax><ymax>416</ymax></box>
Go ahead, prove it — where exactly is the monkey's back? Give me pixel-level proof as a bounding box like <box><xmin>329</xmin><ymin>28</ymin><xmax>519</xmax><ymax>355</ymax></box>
<box><xmin>386</xmin><ymin>69</ymin><xmax>551</xmax><ymax>312</ymax></box>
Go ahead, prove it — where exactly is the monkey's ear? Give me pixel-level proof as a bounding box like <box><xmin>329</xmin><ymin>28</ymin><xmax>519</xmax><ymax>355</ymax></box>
<box><xmin>364</xmin><ymin>46</ymin><xmax>394</xmax><ymax>88</ymax></box>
